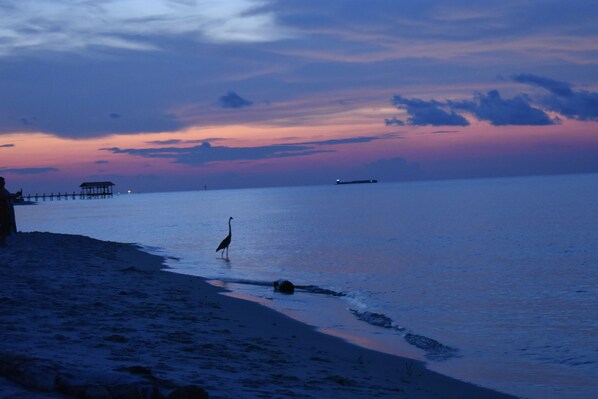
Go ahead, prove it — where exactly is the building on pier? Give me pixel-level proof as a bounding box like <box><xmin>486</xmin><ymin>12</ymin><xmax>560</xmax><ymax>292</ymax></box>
<box><xmin>79</xmin><ymin>181</ymin><xmax>115</xmax><ymax>198</ymax></box>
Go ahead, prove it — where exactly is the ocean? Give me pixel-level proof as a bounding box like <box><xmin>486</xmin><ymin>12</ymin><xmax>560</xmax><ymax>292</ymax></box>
<box><xmin>15</xmin><ymin>173</ymin><xmax>598</xmax><ymax>399</ymax></box>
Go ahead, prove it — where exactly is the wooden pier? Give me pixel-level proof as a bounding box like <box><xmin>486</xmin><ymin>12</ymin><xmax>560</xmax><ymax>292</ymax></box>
<box><xmin>21</xmin><ymin>181</ymin><xmax>115</xmax><ymax>202</ymax></box>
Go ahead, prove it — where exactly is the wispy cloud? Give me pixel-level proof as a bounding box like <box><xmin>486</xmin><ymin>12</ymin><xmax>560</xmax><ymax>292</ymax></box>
<box><xmin>512</xmin><ymin>74</ymin><xmax>598</xmax><ymax>121</ymax></box>
<box><xmin>431</xmin><ymin>130</ymin><xmax>460</xmax><ymax>134</ymax></box>
<box><xmin>101</xmin><ymin>135</ymin><xmax>386</xmax><ymax>166</ymax></box>
<box><xmin>102</xmin><ymin>141</ymin><xmax>325</xmax><ymax>166</ymax></box>
<box><xmin>0</xmin><ymin>167</ymin><xmax>58</xmax><ymax>175</ymax></box>
<box><xmin>0</xmin><ymin>0</ymin><xmax>292</xmax><ymax>57</ymax></box>
<box><xmin>145</xmin><ymin>138</ymin><xmax>227</xmax><ymax>146</ymax></box>
<box><xmin>0</xmin><ymin>143</ymin><xmax>15</xmax><ymax>148</ymax></box>
<box><xmin>145</xmin><ymin>139</ymin><xmax>184</xmax><ymax>145</ymax></box>
<box><xmin>384</xmin><ymin>117</ymin><xmax>404</xmax><ymax>126</ymax></box>
<box><xmin>297</xmin><ymin>136</ymin><xmax>383</xmax><ymax>146</ymax></box>
<box><xmin>274</xmin><ymin>2</ymin><xmax>597</xmax><ymax>65</ymax></box>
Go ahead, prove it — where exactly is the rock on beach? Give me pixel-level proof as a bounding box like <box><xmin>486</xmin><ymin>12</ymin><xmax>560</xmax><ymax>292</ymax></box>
<box><xmin>273</xmin><ymin>279</ymin><xmax>295</xmax><ymax>294</ymax></box>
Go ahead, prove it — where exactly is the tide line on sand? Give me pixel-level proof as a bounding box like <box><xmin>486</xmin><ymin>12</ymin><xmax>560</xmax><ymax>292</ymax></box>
<box><xmin>0</xmin><ymin>232</ymin><xmax>516</xmax><ymax>399</ymax></box>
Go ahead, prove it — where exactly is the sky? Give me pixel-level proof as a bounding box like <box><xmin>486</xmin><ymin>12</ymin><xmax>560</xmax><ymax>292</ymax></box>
<box><xmin>0</xmin><ymin>0</ymin><xmax>597</xmax><ymax>194</ymax></box>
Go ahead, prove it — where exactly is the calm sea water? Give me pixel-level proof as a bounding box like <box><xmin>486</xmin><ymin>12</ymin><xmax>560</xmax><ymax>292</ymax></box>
<box><xmin>15</xmin><ymin>174</ymin><xmax>598</xmax><ymax>399</ymax></box>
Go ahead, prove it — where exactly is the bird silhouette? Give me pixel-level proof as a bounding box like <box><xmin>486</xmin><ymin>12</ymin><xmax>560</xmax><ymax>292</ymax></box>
<box><xmin>216</xmin><ymin>217</ymin><xmax>233</xmax><ymax>259</ymax></box>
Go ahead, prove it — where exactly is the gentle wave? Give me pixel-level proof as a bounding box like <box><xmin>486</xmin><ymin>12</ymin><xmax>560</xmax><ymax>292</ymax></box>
<box><xmin>221</xmin><ymin>278</ymin><xmax>459</xmax><ymax>361</ymax></box>
<box><xmin>349</xmin><ymin>309</ymin><xmax>460</xmax><ymax>361</ymax></box>
<box><xmin>297</xmin><ymin>285</ymin><xmax>347</xmax><ymax>297</ymax></box>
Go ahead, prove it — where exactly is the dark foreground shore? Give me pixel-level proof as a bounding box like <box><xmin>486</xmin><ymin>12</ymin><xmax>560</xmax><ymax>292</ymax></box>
<box><xmin>0</xmin><ymin>232</ymin><xmax>517</xmax><ymax>398</ymax></box>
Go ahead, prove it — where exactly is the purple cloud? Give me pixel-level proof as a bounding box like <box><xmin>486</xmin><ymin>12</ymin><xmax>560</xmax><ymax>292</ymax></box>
<box><xmin>452</xmin><ymin>90</ymin><xmax>558</xmax><ymax>126</ymax></box>
<box><xmin>102</xmin><ymin>141</ymin><xmax>325</xmax><ymax>166</ymax></box>
<box><xmin>392</xmin><ymin>96</ymin><xmax>469</xmax><ymax>126</ymax></box>
<box><xmin>101</xmin><ymin>135</ymin><xmax>386</xmax><ymax>166</ymax></box>
<box><xmin>385</xmin><ymin>117</ymin><xmax>405</xmax><ymax>126</ymax></box>
<box><xmin>146</xmin><ymin>139</ymin><xmax>184</xmax><ymax>145</ymax></box>
<box><xmin>512</xmin><ymin>74</ymin><xmax>574</xmax><ymax>97</ymax></box>
<box><xmin>512</xmin><ymin>74</ymin><xmax>598</xmax><ymax>121</ymax></box>
<box><xmin>298</xmin><ymin>137</ymin><xmax>382</xmax><ymax>146</ymax></box>
<box><xmin>219</xmin><ymin>91</ymin><xmax>253</xmax><ymax>109</ymax></box>
<box><xmin>391</xmin><ymin>81</ymin><xmax>567</xmax><ymax>127</ymax></box>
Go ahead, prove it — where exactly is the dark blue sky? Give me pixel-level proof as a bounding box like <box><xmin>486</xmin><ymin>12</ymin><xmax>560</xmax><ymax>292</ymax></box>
<box><xmin>0</xmin><ymin>0</ymin><xmax>597</xmax><ymax>192</ymax></box>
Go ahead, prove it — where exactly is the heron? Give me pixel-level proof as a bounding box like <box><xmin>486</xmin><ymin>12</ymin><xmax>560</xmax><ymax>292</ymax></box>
<box><xmin>216</xmin><ymin>217</ymin><xmax>233</xmax><ymax>259</ymax></box>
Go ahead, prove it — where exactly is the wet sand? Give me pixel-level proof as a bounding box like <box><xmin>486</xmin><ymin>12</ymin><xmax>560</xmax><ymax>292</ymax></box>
<box><xmin>0</xmin><ymin>232</ymin><xmax>517</xmax><ymax>398</ymax></box>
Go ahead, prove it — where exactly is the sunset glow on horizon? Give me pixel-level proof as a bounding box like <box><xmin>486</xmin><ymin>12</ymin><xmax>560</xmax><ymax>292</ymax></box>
<box><xmin>1</xmin><ymin>1</ymin><xmax>597</xmax><ymax>193</ymax></box>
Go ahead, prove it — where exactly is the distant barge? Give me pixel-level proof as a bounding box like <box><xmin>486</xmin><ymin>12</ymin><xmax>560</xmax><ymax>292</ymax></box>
<box><xmin>336</xmin><ymin>179</ymin><xmax>378</xmax><ymax>185</ymax></box>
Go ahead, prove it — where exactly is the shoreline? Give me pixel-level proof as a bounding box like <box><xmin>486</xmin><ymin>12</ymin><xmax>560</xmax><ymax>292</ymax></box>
<box><xmin>0</xmin><ymin>232</ymin><xmax>517</xmax><ymax>398</ymax></box>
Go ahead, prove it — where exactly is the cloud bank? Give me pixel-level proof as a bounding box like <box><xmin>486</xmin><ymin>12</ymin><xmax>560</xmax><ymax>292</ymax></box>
<box><xmin>102</xmin><ymin>141</ymin><xmax>324</xmax><ymax>166</ymax></box>
<box><xmin>392</xmin><ymin>96</ymin><xmax>469</xmax><ymax>126</ymax></box>
<box><xmin>512</xmin><ymin>74</ymin><xmax>598</xmax><ymax>121</ymax></box>
<box><xmin>101</xmin><ymin>135</ymin><xmax>385</xmax><ymax>166</ymax></box>
<box><xmin>0</xmin><ymin>1</ymin><xmax>595</xmax><ymax>140</ymax></box>
<box><xmin>452</xmin><ymin>90</ymin><xmax>558</xmax><ymax>126</ymax></box>
<box><xmin>390</xmin><ymin>74</ymin><xmax>597</xmax><ymax>126</ymax></box>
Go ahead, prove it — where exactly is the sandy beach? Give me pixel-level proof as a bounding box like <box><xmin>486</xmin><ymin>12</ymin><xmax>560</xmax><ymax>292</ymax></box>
<box><xmin>0</xmin><ymin>232</ymin><xmax>516</xmax><ymax>399</ymax></box>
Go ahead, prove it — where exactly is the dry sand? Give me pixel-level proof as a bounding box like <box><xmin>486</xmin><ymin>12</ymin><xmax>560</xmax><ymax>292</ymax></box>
<box><xmin>0</xmin><ymin>232</ymin><xmax>517</xmax><ymax>398</ymax></box>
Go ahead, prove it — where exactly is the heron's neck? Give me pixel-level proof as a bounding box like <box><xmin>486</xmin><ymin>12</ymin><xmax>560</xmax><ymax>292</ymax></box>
<box><xmin>228</xmin><ymin>219</ymin><xmax>232</xmax><ymax>235</ymax></box>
